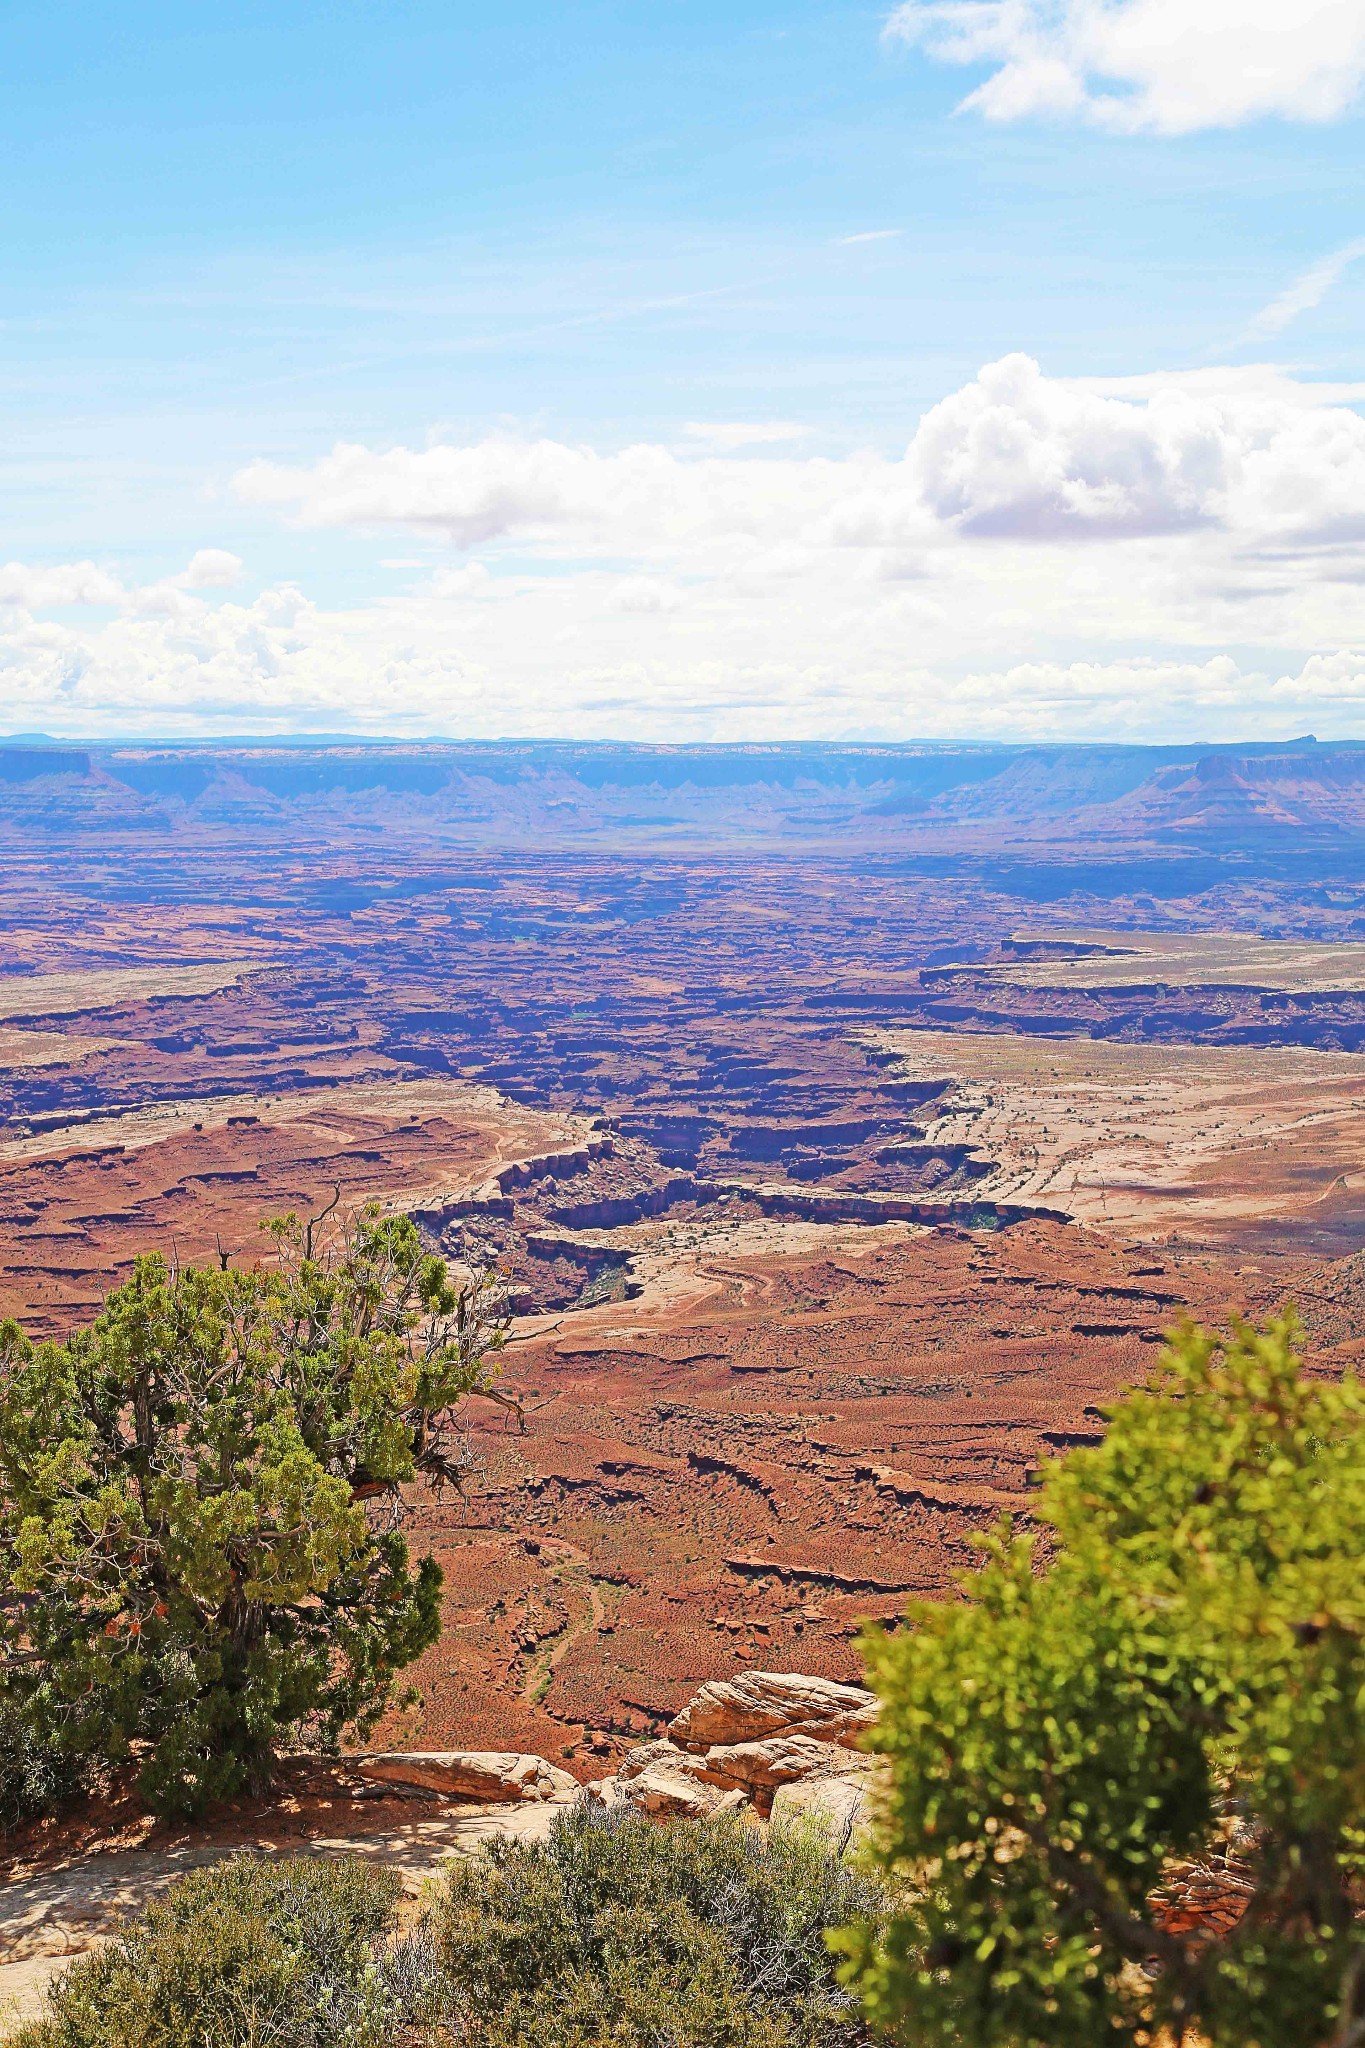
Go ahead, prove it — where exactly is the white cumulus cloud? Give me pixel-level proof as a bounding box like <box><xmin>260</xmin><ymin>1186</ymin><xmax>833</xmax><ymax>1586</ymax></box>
<box><xmin>177</xmin><ymin>548</ymin><xmax>244</xmax><ymax>590</ymax></box>
<box><xmin>234</xmin><ymin>357</ymin><xmax>1365</xmax><ymax>550</ymax></box>
<box><xmin>0</xmin><ymin>561</ymin><xmax>127</xmax><ymax>609</ymax></box>
<box><xmin>906</xmin><ymin>352</ymin><xmax>1228</xmax><ymax>536</ymax></box>
<box><xmin>236</xmin><ymin>438</ymin><xmax>680</xmax><ymax>550</ymax></box>
<box><xmin>884</xmin><ymin>0</ymin><xmax>1365</xmax><ymax>134</ymax></box>
<box><xmin>0</xmin><ymin>550</ymin><xmax>244</xmax><ymax>618</ymax></box>
<box><xmin>235</xmin><ymin>434</ymin><xmax>899</xmax><ymax>560</ymax></box>
<box><xmin>9</xmin><ymin>363</ymin><xmax>1365</xmax><ymax>743</ymax></box>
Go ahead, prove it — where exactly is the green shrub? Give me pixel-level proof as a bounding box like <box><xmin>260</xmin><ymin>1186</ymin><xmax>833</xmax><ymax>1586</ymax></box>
<box><xmin>844</xmin><ymin>1317</ymin><xmax>1365</xmax><ymax>2048</ymax></box>
<box><xmin>0</xmin><ymin>1695</ymin><xmax>91</xmax><ymax>1834</ymax></box>
<box><xmin>16</xmin><ymin>1811</ymin><xmax>886</xmax><ymax>2048</ymax></box>
<box><xmin>14</xmin><ymin>1855</ymin><xmax>419</xmax><ymax>2048</ymax></box>
<box><xmin>430</xmin><ymin>1801</ymin><xmax>888</xmax><ymax>2046</ymax></box>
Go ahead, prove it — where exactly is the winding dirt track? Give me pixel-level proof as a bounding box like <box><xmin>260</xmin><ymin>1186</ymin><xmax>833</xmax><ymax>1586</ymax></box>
<box><xmin>522</xmin><ymin>1546</ymin><xmax>611</xmax><ymax>1707</ymax></box>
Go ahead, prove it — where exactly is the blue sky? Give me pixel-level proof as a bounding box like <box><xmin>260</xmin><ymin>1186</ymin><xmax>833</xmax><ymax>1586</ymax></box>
<box><xmin>5</xmin><ymin>0</ymin><xmax>1365</xmax><ymax>741</ymax></box>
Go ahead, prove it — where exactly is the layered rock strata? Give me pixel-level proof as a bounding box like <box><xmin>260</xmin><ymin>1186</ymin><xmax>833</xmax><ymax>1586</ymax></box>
<box><xmin>667</xmin><ymin>1670</ymin><xmax>880</xmax><ymax>1753</ymax></box>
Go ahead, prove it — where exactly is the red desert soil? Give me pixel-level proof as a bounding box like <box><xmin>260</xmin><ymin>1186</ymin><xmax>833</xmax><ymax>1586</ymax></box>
<box><xmin>388</xmin><ymin>1215</ymin><xmax>1299</xmax><ymax>1769</ymax></box>
<box><xmin>0</xmin><ymin>1758</ymin><xmax>486</xmax><ymax>1884</ymax></box>
<box><xmin>0</xmin><ymin>1102</ymin><xmax>1288</xmax><ymax>1772</ymax></box>
<box><xmin>0</xmin><ymin>1080</ymin><xmax>588</xmax><ymax>1338</ymax></box>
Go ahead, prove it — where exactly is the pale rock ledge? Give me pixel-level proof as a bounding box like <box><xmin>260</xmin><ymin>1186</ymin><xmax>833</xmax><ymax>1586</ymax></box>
<box><xmin>667</xmin><ymin>1669</ymin><xmax>880</xmax><ymax>1752</ymax></box>
<box><xmin>355</xmin><ymin>1750</ymin><xmax>578</xmax><ymax>1803</ymax></box>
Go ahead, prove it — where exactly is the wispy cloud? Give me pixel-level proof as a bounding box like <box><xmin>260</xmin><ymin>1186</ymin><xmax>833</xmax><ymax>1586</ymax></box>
<box><xmin>1247</xmin><ymin>237</ymin><xmax>1365</xmax><ymax>337</ymax></box>
<box><xmin>885</xmin><ymin>0</ymin><xmax>1365</xmax><ymax>136</ymax></box>
<box><xmin>837</xmin><ymin>229</ymin><xmax>903</xmax><ymax>244</ymax></box>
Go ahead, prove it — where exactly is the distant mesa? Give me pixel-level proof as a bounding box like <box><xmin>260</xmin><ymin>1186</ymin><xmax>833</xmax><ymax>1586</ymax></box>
<box><xmin>4</xmin><ymin>735</ymin><xmax>1365</xmax><ymax>856</ymax></box>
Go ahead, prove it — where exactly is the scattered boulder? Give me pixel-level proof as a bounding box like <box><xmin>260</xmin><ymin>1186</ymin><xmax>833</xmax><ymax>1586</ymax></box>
<box><xmin>354</xmin><ymin>1672</ymin><xmax>880</xmax><ymax>1831</ymax></box>
<box><xmin>699</xmin><ymin>1732</ymin><xmax>866</xmax><ymax>1790</ymax></box>
<box><xmin>668</xmin><ymin>1670</ymin><xmax>879</xmax><ymax>1753</ymax></box>
<box><xmin>615</xmin><ymin>1738</ymin><xmax>707</xmax><ymax>1786</ymax></box>
<box><xmin>355</xmin><ymin>1751</ymin><xmax>576</xmax><ymax>1804</ymax></box>
<box><xmin>579</xmin><ymin>1774</ymin><xmax>633</xmax><ymax>1814</ymax></box>
<box><xmin>598</xmin><ymin>1719</ymin><xmax>881</xmax><ymax>1821</ymax></box>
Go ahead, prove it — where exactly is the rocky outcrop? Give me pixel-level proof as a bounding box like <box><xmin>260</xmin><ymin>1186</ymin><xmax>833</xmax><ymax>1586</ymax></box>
<box><xmin>355</xmin><ymin>1751</ymin><xmax>577</xmax><ymax>1803</ymax></box>
<box><xmin>723</xmin><ymin>1554</ymin><xmax>927</xmax><ymax>1595</ymax></box>
<box><xmin>668</xmin><ymin>1669</ymin><xmax>879</xmax><ymax>1753</ymax></box>
<box><xmin>742</xmin><ymin>1184</ymin><xmax>1070</xmax><ymax>1229</ymax></box>
<box><xmin>547</xmin><ymin>1175</ymin><xmax>716</xmax><ymax>1230</ymax></box>
<box><xmin>600</xmin><ymin>1740</ymin><xmax>735</xmax><ymax>1821</ymax></box>
<box><xmin>590</xmin><ymin>1675</ymin><xmax>884</xmax><ymax>1825</ymax></box>
<box><xmin>699</xmin><ymin>1735</ymin><xmax>874</xmax><ymax>1817</ymax></box>
<box><xmin>854</xmin><ymin>1462</ymin><xmax>1030</xmax><ymax>1514</ymax></box>
<box><xmin>413</xmin><ymin>1140</ymin><xmax>615</xmax><ymax>1230</ymax></box>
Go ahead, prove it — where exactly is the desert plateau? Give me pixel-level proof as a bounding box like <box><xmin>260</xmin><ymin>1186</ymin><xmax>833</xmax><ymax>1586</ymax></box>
<box><xmin>5</xmin><ymin>738</ymin><xmax>1365</xmax><ymax>1779</ymax></box>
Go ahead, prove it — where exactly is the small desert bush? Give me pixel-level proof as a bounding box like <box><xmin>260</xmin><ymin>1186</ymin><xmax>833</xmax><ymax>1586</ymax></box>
<box><xmin>16</xmin><ymin>1808</ymin><xmax>887</xmax><ymax>2048</ymax></box>
<box><xmin>14</xmin><ymin>1855</ymin><xmax>424</xmax><ymax>2048</ymax></box>
<box><xmin>429</xmin><ymin>1801</ymin><xmax>888</xmax><ymax>2046</ymax></box>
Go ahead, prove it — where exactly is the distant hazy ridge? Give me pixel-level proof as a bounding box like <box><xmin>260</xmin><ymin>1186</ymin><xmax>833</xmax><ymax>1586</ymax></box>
<box><xmin>3</xmin><ymin>736</ymin><xmax>1364</xmax><ymax>853</ymax></box>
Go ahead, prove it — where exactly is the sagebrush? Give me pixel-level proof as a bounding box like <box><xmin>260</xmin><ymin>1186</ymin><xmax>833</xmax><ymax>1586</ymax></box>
<box><xmin>14</xmin><ymin>1857</ymin><xmax>418</xmax><ymax>2048</ymax></box>
<box><xmin>432</xmin><ymin>1801</ymin><xmax>888</xmax><ymax>2046</ymax></box>
<box><xmin>17</xmin><ymin>1806</ymin><xmax>889</xmax><ymax>2047</ymax></box>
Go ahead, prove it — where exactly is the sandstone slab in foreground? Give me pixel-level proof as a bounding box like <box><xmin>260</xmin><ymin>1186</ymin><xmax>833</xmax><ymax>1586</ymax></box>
<box><xmin>355</xmin><ymin>1751</ymin><xmax>577</xmax><ymax>1803</ymax></box>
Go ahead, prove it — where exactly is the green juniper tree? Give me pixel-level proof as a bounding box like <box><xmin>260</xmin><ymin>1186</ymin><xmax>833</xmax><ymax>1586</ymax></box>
<box><xmin>844</xmin><ymin>1318</ymin><xmax>1365</xmax><ymax>2048</ymax></box>
<box><xmin>0</xmin><ymin>1206</ymin><xmax>512</xmax><ymax>1818</ymax></box>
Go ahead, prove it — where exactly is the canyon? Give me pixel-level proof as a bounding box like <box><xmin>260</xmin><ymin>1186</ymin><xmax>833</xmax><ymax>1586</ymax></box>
<box><xmin>5</xmin><ymin>737</ymin><xmax>1365</xmax><ymax>1772</ymax></box>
